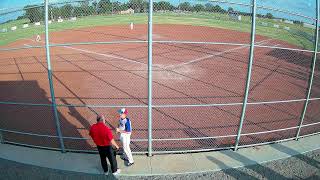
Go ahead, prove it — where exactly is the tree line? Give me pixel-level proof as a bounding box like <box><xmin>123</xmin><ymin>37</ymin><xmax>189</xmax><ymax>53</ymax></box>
<box><xmin>20</xmin><ymin>0</ymin><xmax>278</xmax><ymax>23</ymax></box>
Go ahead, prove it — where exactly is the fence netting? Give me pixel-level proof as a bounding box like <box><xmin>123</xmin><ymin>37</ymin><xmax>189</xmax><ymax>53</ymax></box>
<box><xmin>0</xmin><ymin>0</ymin><xmax>319</xmax><ymax>153</ymax></box>
<box><xmin>239</xmin><ymin>2</ymin><xmax>317</xmax><ymax>146</ymax></box>
<box><xmin>301</xmin><ymin>54</ymin><xmax>320</xmax><ymax>137</ymax></box>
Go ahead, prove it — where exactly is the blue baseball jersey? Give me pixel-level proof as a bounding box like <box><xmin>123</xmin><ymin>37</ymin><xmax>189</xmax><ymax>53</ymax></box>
<box><xmin>119</xmin><ymin>118</ymin><xmax>132</xmax><ymax>133</ymax></box>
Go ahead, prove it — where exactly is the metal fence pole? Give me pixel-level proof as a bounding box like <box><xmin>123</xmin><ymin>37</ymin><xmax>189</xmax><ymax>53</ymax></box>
<box><xmin>295</xmin><ymin>0</ymin><xmax>320</xmax><ymax>140</ymax></box>
<box><xmin>111</xmin><ymin>0</ymin><xmax>114</xmax><ymax>15</ymax></box>
<box><xmin>0</xmin><ymin>130</ymin><xmax>3</xmax><ymax>144</ymax></box>
<box><xmin>45</xmin><ymin>0</ymin><xmax>65</xmax><ymax>153</ymax></box>
<box><xmin>147</xmin><ymin>0</ymin><xmax>154</xmax><ymax>157</ymax></box>
<box><xmin>234</xmin><ymin>0</ymin><xmax>257</xmax><ymax>151</ymax></box>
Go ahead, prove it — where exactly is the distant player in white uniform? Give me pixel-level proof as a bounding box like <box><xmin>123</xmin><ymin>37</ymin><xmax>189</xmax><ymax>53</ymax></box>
<box><xmin>36</xmin><ymin>35</ymin><xmax>41</xmax><ymax>42</ymax></box>
<box><xmin>116</xmin><ymin>108</ymin><xmax>134</xmax><ymax>166</ymax></box>
<box><xmin>130</xmin><ymin>22</ymin><xmax>133</xmax><ymax>30</ymax></box>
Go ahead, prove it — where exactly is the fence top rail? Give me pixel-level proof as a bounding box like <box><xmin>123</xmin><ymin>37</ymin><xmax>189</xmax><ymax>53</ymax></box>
<box><xmin>209</xmin><ymin>0</ymin><xmax>252</xmax><ymax>7</ymax></box>
<box><xmin>209</xmin><ymin>0</ymin><xmax>316</xmax><ymax>21</ymax></box>
<box><xmin>0</xmin><ymin>3</ymin><xmax>53</xmax><ymax>16</ymax></box>
<box><xmin>0</xmin><ymin>0</ymin><xmax>86</xmax><ymax>15</ymax></box>
<box><xmin>0</xmin><ymin>0</ymin><xmax>316</xmax><ymax>21</ymax></box>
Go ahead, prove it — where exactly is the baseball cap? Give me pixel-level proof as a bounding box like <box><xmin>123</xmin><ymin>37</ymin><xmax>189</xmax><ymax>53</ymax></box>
<box><xmin>118</xmin><ymin>108</ymin><xmax>128</xmax><ymax>115</ymax></box>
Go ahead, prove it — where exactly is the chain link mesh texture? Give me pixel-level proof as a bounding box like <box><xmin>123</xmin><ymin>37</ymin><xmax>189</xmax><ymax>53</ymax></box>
<box><xmin>0</xmin><ymin>0</ymin><xmax>319</xmax><ymax>153</ymax></box>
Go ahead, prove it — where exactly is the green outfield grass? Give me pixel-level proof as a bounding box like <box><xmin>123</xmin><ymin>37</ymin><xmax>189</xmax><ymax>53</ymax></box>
<box><xmin>0</xmin><ymin>12</ymin><xmax>315</xmax><ymax>50</ymax></box>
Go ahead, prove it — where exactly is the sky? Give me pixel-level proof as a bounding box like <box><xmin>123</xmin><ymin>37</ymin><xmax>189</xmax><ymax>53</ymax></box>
<box><xmin>0</xmin><ymin>0</ymin><xmax>317</xmax><ymax>23</ymax></box>
<box><xmin>0</xmin><ymin>0</ymin><xmax>60</xmax><ymax>10</ymax></box>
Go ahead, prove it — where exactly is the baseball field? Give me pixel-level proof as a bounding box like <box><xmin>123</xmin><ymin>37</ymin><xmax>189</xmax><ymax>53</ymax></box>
<box><xmin>0</xmin><ymin>12</ymin><xmax>319</xmax><ymax>152</ymax></box>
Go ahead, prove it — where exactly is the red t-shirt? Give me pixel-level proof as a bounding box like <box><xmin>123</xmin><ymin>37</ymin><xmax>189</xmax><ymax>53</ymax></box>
<box><xmin>89</xmin><ymin>122</ymin><xmax>114</xmax><ymax>146</ymax></box>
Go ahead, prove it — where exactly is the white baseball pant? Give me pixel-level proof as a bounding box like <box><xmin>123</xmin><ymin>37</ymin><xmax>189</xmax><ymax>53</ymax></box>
<box><xmin>120</xmin><ymin>133</ymin><xmax>134</xmax><ymax>163</ymax></box>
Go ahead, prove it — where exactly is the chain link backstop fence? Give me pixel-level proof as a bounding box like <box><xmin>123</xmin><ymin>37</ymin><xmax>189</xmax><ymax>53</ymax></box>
<box><xmin>0</xmin><ymin>0</ymin><xmax>319</xmax><ymax>155</ymax></box>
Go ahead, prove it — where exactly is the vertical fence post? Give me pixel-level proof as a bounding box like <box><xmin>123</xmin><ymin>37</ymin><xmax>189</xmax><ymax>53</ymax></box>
<box><xmin>45</xmin><ymin>0</ymin><xmax>65</xmax><ymax>153</ymax></box>
<box><xmin>295</xmin><ymin>0</ymin><xmax>320</xmax><ymax>140</ymax></box>
<box><xmin>147</xmin><ymin>0</ymin><xmax>153</xmax><ymax>157</ymax></box>
<box><xmin>234</xmin><ymin>0</ymin><xmax>257</xmax><ymax>151</ymax></box>
<box><xmin>111</xmin><ymin>0</ymin><xmax>114</xmax><ymax>15</ymax></box>
<box><xmin>0</xmin><ymin>130</ymin><xmax>3</xmax><ymax>144</ymax></box>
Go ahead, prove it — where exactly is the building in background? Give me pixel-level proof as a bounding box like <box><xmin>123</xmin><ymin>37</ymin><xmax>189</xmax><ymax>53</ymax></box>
<box><xmin>119</xmin><ymin>8</ymin><xmax>134</xmax><ymax>15</ymax></box>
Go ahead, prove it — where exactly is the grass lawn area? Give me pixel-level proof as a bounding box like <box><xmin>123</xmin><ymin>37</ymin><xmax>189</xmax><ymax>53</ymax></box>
<box><xmin>0</xmin><ymin>12</ymin><xmax>315</xmax><ymax>50</ymax></box>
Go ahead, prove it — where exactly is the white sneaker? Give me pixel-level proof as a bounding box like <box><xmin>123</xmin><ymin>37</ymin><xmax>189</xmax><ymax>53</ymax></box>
<box><xmin>104</xmin><ymin>171</ymin><xmax>109</xmax><ymax>175</ymax></box>
<box><xmin>112</xmin><ymin>169</ymin><xmax>121</xmax><ymax>175</ymax></box>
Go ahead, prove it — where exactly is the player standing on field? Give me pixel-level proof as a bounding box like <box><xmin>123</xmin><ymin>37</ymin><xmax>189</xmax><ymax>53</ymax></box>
<box><xmin>116</xmin><ymin>108</ymin><xmax>134</xmax><ymax>166</ymax></box>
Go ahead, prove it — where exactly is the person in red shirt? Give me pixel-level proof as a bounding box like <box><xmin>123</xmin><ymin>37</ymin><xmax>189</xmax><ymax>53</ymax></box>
<box><xmin>89</xmin><ymin>114</ymin><xmax>121</xmax><ymax>175</ymax></box>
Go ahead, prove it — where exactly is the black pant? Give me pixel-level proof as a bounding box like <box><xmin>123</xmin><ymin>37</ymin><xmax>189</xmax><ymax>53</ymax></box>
<box><xmin>97</xmin><ymin>145</ymin><xmax>118</xmax><ymax>173</ymax></box>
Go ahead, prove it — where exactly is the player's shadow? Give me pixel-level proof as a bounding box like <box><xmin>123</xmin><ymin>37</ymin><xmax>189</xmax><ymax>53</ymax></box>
<box><xmin>0</xmin><ymin>80</ymin><xmax>91</xmax><ymax>151</ymax></box>
<box><xmin>60</xmin><ymin>98</ymin><xmax>92</xmax><ymax>131</ymax></box>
